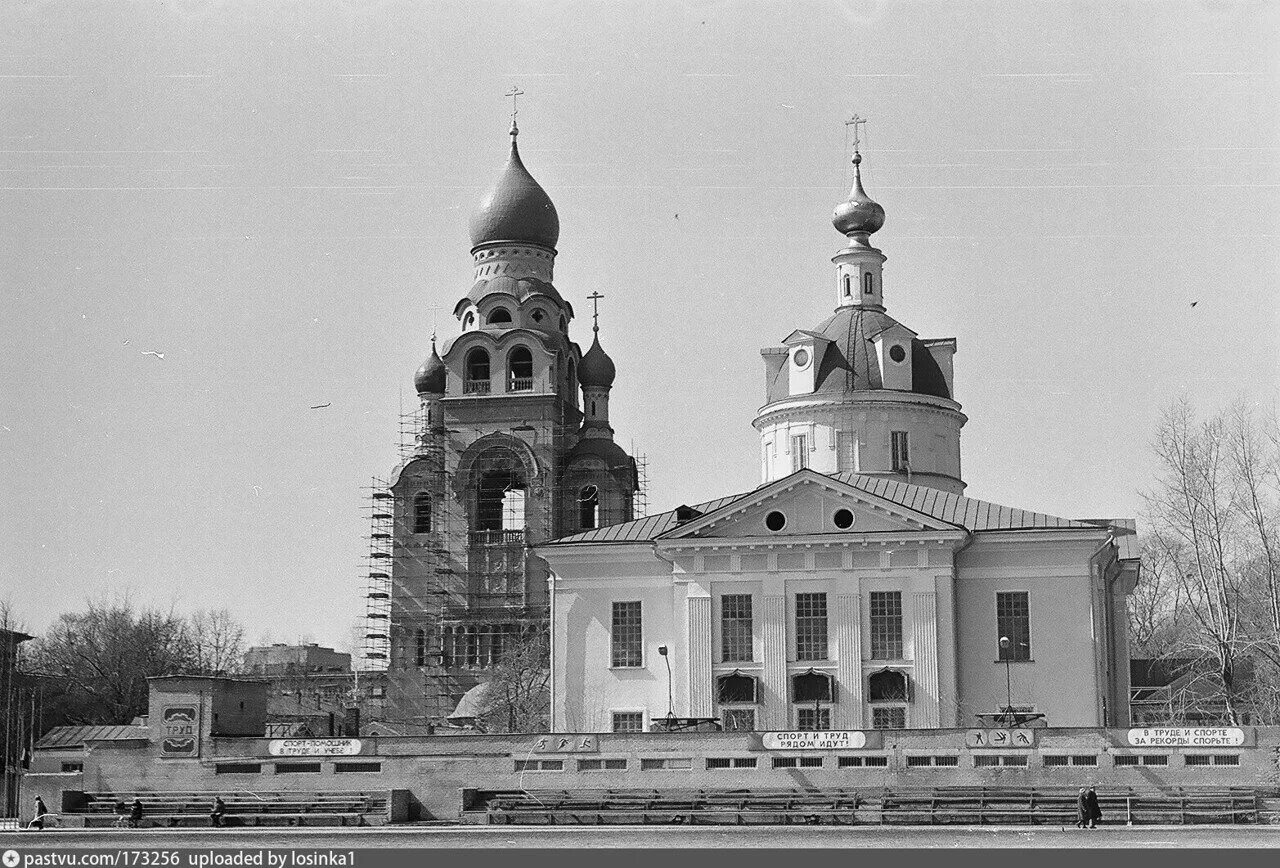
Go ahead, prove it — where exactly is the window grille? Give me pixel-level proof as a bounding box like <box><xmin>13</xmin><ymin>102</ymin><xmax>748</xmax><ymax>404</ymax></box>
<box><xmin>722</xmin><ymin>708</ymin><xmax>756</xmax><ymax>732</ymax></box>
<box><xmin>640</xmin><ymin>757</ymin><xmax>691</xmax><ymax>770</ymax></box>
<box><xmin>891</xmin><ymin>431</ymin><xmax>909</xmax><ymax>471</ymax></box>
<box><xmin>795</xmin><ymin>593</ymin><xmax>828</xmax><ymax>660</ymax></box>
<box><xmin>274</xmin><ymin>763</ymin><xmax>321</xmax><ymax>774</ymax></box>
<box><xmin>1044</xmin><ymin>755</ymin><xmax>1070</xmax><ymax>766</ymax></box>
<box><xmin>870</xmin><ymin>591</ymin><xmax>903</xmax><ymax>659</ymax></box>
<box><xmin>997</xmin><ymin>592</ymin><xmax>1031</xmax><ymax>660</ymax></box>
<box><xmin>799</xmin><ymin>756</ymin><xmax>822</xmax><ymax>768</ymax></box>
<box><xmin>906</xmin><ymin>755</ymin><xmax>932</xmax><ymax>767</ymax></box>
<box><xmin>836</xmin><ymin>431</ymin><xmax>858</xmax><ymax>472</ymax></box>
<box><xmin>611</xmin><ymin>710</ymin><xmax>644</xmax><ymax>732</ymax></box>
<box><xmin>334</xmin><ymin>762</ymin><xmax>382</xmax><ymax>773</ymax></box>
<box><xmin>413</xmin><ymin>491</ymin><xmax>432</xmax><ymax>533</ymax></box>
<box><xmin>1142</xmin><ymin>755</ymin><xmax>1169</xmax><ymax>766</ymax></box>
<box><xmin>772</xmin><ymin>756</ymin><xmax>798</xmax><ymax>768</ymax></box>
<box><xmin>871</xmin><ymin>706</ymin><xmax>906</xmax><ymax>730</ymax></box>
<box><xmin>797</xmin><ymin>706</ymin><xmax>831</xmax><ymax>730</ymax></box>
<box><xmin>791</xmin><ymin>434</ymin><xmax>809</xmax><ymax>471</ymax></box>
<box><xmin>611</xmin><ymin>602</ymin><xmax>642</xmax><ymax>668</ymax></box>
<box><xmin>721</xmin><ymin>594</ymin><xmax>754</xmax><ymax>661</ymax></box>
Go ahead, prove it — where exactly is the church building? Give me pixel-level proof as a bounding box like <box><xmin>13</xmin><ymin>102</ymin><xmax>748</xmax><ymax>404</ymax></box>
<box><xmin>367</xmin><ymin>111</ymin><xmax>638</xmax><ymax>725</ymax></box>
<box><xmin>536</xmin><ymin>130</ymin><xmax>1139</xmax><ymax>733</ymax></box>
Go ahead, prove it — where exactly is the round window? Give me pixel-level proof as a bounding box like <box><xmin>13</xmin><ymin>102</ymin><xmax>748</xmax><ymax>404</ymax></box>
<box><xmin>531</xmin><ymin>309</ymin><xmax>546</xmax><ymax>323</ymax></box>
<box><xmin>889</xmin><ymin>344</ymin><xmax>906</xmax><ymax>363</ymax></box>
<box><xmin>793</xmin><ymin>349</ymin><xmax>810</xmax><ymax>368</ymax></box>
<box><xmin>765</xmin><ymin>511</ymin><xmax>786</xmax><ymax>532</ymax></box>
<box><xmin>833</xmin><ymin>508</ymin><xmax>855</xmax><ymax>529</ymax></box>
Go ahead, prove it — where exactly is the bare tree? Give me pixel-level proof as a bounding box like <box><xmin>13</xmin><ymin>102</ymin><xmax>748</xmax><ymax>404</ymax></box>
<box><xmin>1226</xmin><ymin>402</ymin><xmax>1280</xmax><ymax>669</ymax></box>
<box><xmin>474</xmin><ymin>631</ymin><xmax>550</xmax><ymax>733</ymax></box>
<box><xmin>188</xmin><ymin>609</ymin><xmax>246</xmax><ymax>676</ymax></box>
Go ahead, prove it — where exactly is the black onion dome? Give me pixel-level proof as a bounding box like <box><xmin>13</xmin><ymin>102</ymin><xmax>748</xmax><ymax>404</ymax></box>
<box><xmin>414</xmin><ymin>346</ymin><xmax>446</xmax><ymax>395</ymax></box>
<box><xmin>578</xmin><ymin>335</ymin><xmax>616</xmax><ymax>388</ymax></box>
<box><xmin>832</xmin><ymin>153</ymin><xmax>885</xmax><ymax>237</ymax></box>
<box><xmin>773</xmin><ymin>308</ymin><xmax>951</xmax><ymax>400</ymax></box>
<box><xmin>468</xmin><ymin>138</ymin><xmax>560</xmax><ymax>251</ymax></box>
<box><xmin>567</xmin><ymin>437</ymin><xmax>635</xmax><ymax>479</ymax></box>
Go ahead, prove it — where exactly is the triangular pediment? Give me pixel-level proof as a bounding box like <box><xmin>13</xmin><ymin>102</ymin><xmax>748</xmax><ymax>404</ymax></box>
<box><xmin>656</xmin><ymin>469</ymin><xmax>959</xmax><ymax>540</ymax></box>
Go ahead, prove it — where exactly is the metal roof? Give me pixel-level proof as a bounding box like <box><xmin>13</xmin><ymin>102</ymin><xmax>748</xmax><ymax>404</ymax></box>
<box><xmin>548</xmin><ymin>472</ymin><xmax>1095</xmax><ymax>545</ymax></box>
<box><xmin>35</xmin><ymin>725</ymin><xmax>149</xmax><ymax>750</ymax></box>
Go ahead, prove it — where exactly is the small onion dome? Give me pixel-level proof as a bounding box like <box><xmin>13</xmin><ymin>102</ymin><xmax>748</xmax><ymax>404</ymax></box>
<box><xmin>468</xmin><ymin>136</ymin><xmax>560</xmax><ymax>251</ymax></box>
<box><xmin>414</xmin><ymin>345</ymin><xmax>446</xmax><ymax>395</ymax></box>
<box><xmin>578</xmin><ymin>335</ymin><xmax>616</xmax><ymax>388</ymax></box>
<box><xmin>832</xmin><ymin>152</ymin><xmax>885</xmax><ymax>237</ymax></box>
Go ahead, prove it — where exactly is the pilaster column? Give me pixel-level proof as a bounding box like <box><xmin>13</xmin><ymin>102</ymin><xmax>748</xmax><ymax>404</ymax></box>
<box><xmin>835</xmin><ymin>594</ymin><xmax>863</xmax><ymax>729</ymax></box>
<box><xmin>912</xmin><ymin>591</ymin><xmax>940</xmax><ymax>728</ymax></box>
<box><xmin>762</xmin><ymin>595</ymin><xmax>787</xmax><ymax>729</ymax></box>
<box><xmin>687</xmin><ymin>594</ymin><xmax>712</xmax><ymax>718</ymax></box>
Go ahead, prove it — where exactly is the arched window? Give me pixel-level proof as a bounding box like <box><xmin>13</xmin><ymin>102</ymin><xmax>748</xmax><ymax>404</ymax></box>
<box><xmin>413</xmin><ymin>492</ymin><xmax>432</xmax><ymax>533</ymax></box>
<box><xmin>441</xmin><ymin>627</ymin><xmax>453</xmax><ymax>668</ymax></box>
<box><xmin>792</xmin><ymin>669</ymin><xmax>834</xmax><ymax>703</ymax></box>
<box><xmin>414</xmin><ymin>628</ymin><xmax>427</xmax><ymax>667</ymax></box>
<box><xmin>868</xmin><ymin>668</ymin><xmax>910</xmax><ymax>703</ymax></box>
<box><xmin>464</xmin><ymin>348</ymin><xmax>490</xmax><ymax>394</ymax></box>
<box><xmin>567</xmin><ymin>357</ymin><xmax>576</xmax><ymax>391</ymax></box>
<box><xmin>508</xmin><ymin>346</ymin><xmax>533</xmax><ymax>391</ymax></box>
<box><xmin>844</xmin><ymin>274</ymin><xmax>852</xmax><ymax>297</ymax></box>
<box><xmin>559</xmin><ymin>314</ymin><xmax>567</xmax><ymax>332</ymax></box>
<box><xmin>716</xmin><ymin>671</ymin><xmax>758</xmax><ymax>704</ymax></box>
<box><xmin>579</xmin><ymin>484</ymin><xmax>599</xmax><ymax>530</ymax></box>
<box><xmin>463</xmin><ymin>312</ymin><xmax>476</xmax><ymax>330</ymax></box>
<box><xmin>863</xmin><ymin>272</ymin><xmax>874</xmax><ymax>295</ymax></box>
<box><xmin>487</xmin><ymin>307</ymin><xmax>512</xmax><ymax>325</ymax></box>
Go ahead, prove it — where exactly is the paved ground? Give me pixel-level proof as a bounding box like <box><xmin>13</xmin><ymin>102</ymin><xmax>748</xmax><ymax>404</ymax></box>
<box><xmin>2</xmin><ymin>824</ymin><xmax>1279</xmax><ymax>848</ymax></box>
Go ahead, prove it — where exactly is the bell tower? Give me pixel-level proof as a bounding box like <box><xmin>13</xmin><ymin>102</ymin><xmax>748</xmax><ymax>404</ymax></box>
<box><xmin>372</xmin><ymin>100</ymin><xmax>637</xmax><ymax>727</ymax></box>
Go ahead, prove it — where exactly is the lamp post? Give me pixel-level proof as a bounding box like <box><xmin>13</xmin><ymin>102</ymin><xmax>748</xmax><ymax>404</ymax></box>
<box><xmin>658</xmin><ymin>645</ymin><xmax>675</xmax><ymax>728</ymax></box>
<box><xmin>999</xmin><ymin>636</ymin><xmax>1013</xmax><ymax>727</ymax></box>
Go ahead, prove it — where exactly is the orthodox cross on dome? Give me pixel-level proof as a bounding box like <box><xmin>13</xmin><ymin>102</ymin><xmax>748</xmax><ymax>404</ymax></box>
<box><xmin>587</xmin><ymin>291</ymin><xmax>605</xmax><ymax>333</ymax></box>
<box><xmin>845</xmin><ymin>113</ymin><xmax>868</xmax><ymax>158</ymax></box>
<box><xmin>505</xmin><ymin>85</ymin><xmax>525</xmax><ymax>137</ymax></box>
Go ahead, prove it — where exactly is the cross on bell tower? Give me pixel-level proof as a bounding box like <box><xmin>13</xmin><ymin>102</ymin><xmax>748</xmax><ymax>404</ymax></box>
<box><xmin>506</xmin><ymin>85</ymin><xmax>524</xmax><ymax>137</ymax></box>
<box><xmin>587</xmin><ymin>291</ymin><xmax>604</xmax><ymax>334</ymax></box>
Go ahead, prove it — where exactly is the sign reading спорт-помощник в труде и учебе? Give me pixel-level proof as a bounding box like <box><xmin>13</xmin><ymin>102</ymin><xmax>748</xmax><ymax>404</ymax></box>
<box><xmin>267</xmin><ymin>738</ymin><xmax>363</xmax><ymax>757</ymax></box>
<box><xmin>1126</xmin><ymin>727</ymin><xmax>1246</xmax><ymax>747</ymax></box>
<box><xmin>761</xmin><ymin>731</ymin><xmax>867</xmax><ymax>750</ymax></box>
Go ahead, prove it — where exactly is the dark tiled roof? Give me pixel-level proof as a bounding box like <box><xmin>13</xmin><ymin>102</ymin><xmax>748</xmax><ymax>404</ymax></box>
<box><xmin>35</xmin><ymin>725</ymin><xmax>148</xmax><ymax>750</ymax></box>
<box><xmin>769</xmin><ymin>307</ymin><xmax>952</xmax><ymax>401</ymax></box>
<box><xmin>548</xmin><ymin>472</ymin><xmax>1093</xmax><ymax>544</ymax></box>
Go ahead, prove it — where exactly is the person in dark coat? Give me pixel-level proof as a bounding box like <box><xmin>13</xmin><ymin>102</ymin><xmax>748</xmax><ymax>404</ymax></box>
<box><xmin>31</xmin><ymin>796</ymin><xmax>48</xmax><ymax>830</ymax></box>
<box><xmin>1085</xmin><ymin>786</ymin><xmax>1102</xmax><ymax>828</ymax></box>
<box><xmin>1076</xmin><ymin>788</ymin><xmax>1089</xmax><ymax>828</ymax></box>
<box><xmin>128</xmin><ymin>798</ymin><xmax>144</xmax><ymax>829</ymax></box>
<box><xmin>210</xmin><ymin>797</ymin><xmax>226</xmax><ymax>828</ymax></box>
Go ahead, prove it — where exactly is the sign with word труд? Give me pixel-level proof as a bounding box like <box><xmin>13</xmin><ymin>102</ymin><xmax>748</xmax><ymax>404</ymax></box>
<box><xmin>762</xmin><ymin>731</ymin><xmax>867</xmax><ymax>750</ymax></box>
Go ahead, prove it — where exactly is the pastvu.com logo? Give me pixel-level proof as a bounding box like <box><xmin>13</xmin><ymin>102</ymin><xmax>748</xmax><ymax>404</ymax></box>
<box><xmin>3</xmin><ymin>848</ymin><xmax>20</xmax><ymax>867</ymax></box>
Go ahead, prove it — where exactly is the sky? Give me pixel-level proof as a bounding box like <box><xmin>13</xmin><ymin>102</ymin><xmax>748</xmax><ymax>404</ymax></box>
<box><xmin>2</xmin><ymin>1</ymin><xmax>1277</xmax><ymax>654</ymax></box>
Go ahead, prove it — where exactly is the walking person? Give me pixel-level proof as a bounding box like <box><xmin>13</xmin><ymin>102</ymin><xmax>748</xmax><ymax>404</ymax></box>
<box><xmin>210</xmin><ymin>797</ymin><xmax>226</xmax><ymax>828</ymax></box>
<box><xmin>128</xmin><ymin>797</ymin><xmax>144</xmax><ymax>829</ymax></box>
<box><xmin>30</xmin><ymin>796</ymin><xmax>48</xmax><ymax>830</ymax></box>
<box><xmin>1085</xmin><ymin>786</ymin><xmax>1102</xmax><ymax>829</ymax></box>
<box><xmin>1076</xmin><ymin>787</ymin><xmax>1088</xmax><ymax>828</ymax></box>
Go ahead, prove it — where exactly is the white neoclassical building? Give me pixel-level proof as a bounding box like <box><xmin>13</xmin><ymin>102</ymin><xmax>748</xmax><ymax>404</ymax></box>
<box><xmin>535</xmin><ymin>138</ymin><xmax>1140</xmax><ymax>734</ymax></box>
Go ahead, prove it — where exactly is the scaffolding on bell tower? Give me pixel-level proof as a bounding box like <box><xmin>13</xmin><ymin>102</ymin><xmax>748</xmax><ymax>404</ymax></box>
<box><xmin>362</xmin><ymin>479</ymin><xmax>394</xmax><ymax>671</ymax></box>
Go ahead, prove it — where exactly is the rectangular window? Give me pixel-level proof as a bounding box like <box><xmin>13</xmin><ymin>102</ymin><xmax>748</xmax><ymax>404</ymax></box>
<box><xmin>791</xmin><ymin>434</ymin><xmax>809</xmax><ymax>471</ymax></box>
<box><xmin>974</xmin><ymin>755</ymin><xmax>1027</xmax><ymax>768</ymax></box>
<box><xmin>772</xmin><ymin>756</ymin><xmax>798</xmax><ymax>768</ymax></box>
<box><xmin>836</xmin><ymin>754</ymin><xmax>889</xmax><ymax>768</ymax></box>
<box><xmin>869</xmin><ymin>591</ymin><xmax>903</xmax><ymax>659</ymax></box>
<box><xmin>872</xmin><ymin>706</ymin><xmax>906</xmax><ymax>730</ymax></box>
<box><xmin>514</xmin><ymin>759</ymin><xmax>564</xmax><ymax>772</ymax></box>
<box><xmin>996</xmin><ymin>592</ymin><xmax>1031</xmax><ymax>661</ymax></box>
<box><xmin>797</xmin><ymin>707</ymin><xmax>831</xmax><ymax>730</ymax></box>
<box><xmin>61</xmin><ymin>762</ymin><xmax>83</xmax><ymax>773</ymax></box>
<box><xmin>935</xmin><ymin>755</ymin><xmax>959</xmax><ymax>767</ymax></box>
<box><xmin>906</xmin><ymin>755</ymin><xmax>932</xmax><ymax>767</ymax></box>
<box><xmin>722</xmin><ymin>708</ymin><xmax>756</xmax><ymax>732</ymax></box>
<box><xmin>799</xmin><ymin>756</ymin><xmax>823</xmax><ymax>768</ymax></box>
<box><xmin>1113</xmin><ymin>755</ymin><xmax>1139</xmax><ymax>767</ymax></box>
<box><xmin>215</xmin><ymin>763</ymin><xmax>262</xmax><ymax>775</ymax></box>
<box><xmin>612</xmin><ymin>711</ymin><xmax>644</xmax><ymax>733</ymax></box>
<box><xmin>836</xmin><ymin>431</ymin><xmax>858</xmax><ymax>473</ymax></box>
<box><xmin>1070</xmin><ymin>755</ymin><xmax>1098</xmax><ymax>766</ymax></box>
<box><xmin>611</xmin><ymin>601</ymin><xmax>642</xmax><ymax>668</ymax></box>
<box><xmin>640</xmin><ymin>757</ymin><xmax>692</xmax><ymax>770</ymax></box>
<box><xmin>720</xmin><ymin>594</ymin><xmax>754</xmax><ymax>662</ymax></box>
<box><xmin>891</xmin><ymin>431</ymin><xmax>909</xmax><ymax>471</ymax></box>
<box><xmin>1212</xmin><ymin>754</ymin><xmax>1240</xmax><ymax>766</ymax></box>
<box><xmin>795</xmin><ymin>592</ymin><xmax>828</xmax><ymax>661</ymax></box>
<box><xmin>1043</xmin><ymin>755</ymin><xmax>1070</xmax><ymax>767</ymax></box>
<box><xmin>274</xmin><ymin>762</ymin><xmax>322</xmax><ymax>774</ymax></box>
<box><xmin>578</xmin><ymin>758</ymin><xmax>628</xmax><ymax>771</ymax></box>
<box><xmin>334</xmin><ymin>762</ymin><xmax>382</xmax><ymax>773</ymax></box>
<box><xmin>1142</xmin><ymin>754</ymin><xmax>1169</xmax><ymax>766</ymax></box>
